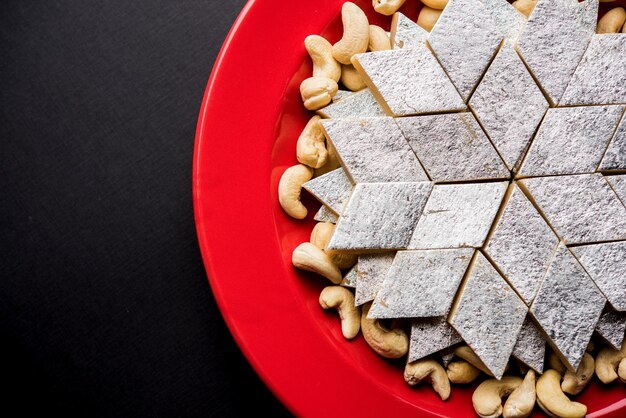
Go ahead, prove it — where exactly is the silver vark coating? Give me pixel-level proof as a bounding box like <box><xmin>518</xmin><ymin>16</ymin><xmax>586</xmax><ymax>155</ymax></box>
<box><xmin>409</xmin><ymin>317</ymin><xmax>463</xmax><ymax>362</ymax></box>
<box><xmin>512</xmin><ymin>316</ymin><xmax>546</xmax><ymax>373</ymax></box>
<box><xmin>303</xmin><ymin>168</ymin><xmax>353</xmax><ymax>215</ymax></box>
<box><xmin>355</xmin><ymin>253</ymin><xmax>395</xmax><ymax>306</ymax></box>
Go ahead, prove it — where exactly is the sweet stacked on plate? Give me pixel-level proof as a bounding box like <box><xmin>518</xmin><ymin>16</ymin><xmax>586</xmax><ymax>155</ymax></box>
<box><xmin>279</xmin><ymin>1</ymin><xmax>626</xmax><ymax>416</ymax></box>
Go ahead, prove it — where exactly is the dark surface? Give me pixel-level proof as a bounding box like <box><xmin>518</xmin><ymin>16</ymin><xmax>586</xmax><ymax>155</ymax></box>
<box><xmin>0</xmin><ymin>1</ymin><xmax>292</xmax><ymax>416</ymax></box>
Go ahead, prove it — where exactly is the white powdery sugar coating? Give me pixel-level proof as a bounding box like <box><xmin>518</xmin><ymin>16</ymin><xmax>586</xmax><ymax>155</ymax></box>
<box><xmin>391</xmin><ymin>12</ymin><xmax>429</xmax><ymax>50</ymax></box>
<box><xmin>571</xmin><ymin>241</ymin><xmax>626</xmax><ymax>312</ymax></box>
<box><xmin>321</xmin><ymin>117</ymin><xmax>428</xmax><ymax>183</ymax></box>
<box><xmin>519</xmin><ymin>174</ymin><xmax>626</xmax><ymax>245</ymax></box>
<box><xmin>355</xmin><ymin>253</ymin><xmax>395</xmax><ymax>306</ymax></box>
<box><xmin>409</xmin><ymin>317</ymin><xmax>463</xmax><ymax>362</ymax></box>
<box><xmin>328</xmin><ymin>182</ymin><xmax>433</xmax><ymax>251</ymax></box>
<box><xmin>561</xmin><ymin>34</ymin><xmax>626</xmax><ymax>106</ymax></box>
<box><xmin>600</xmin><ymin>114</ymin><xmax>626</xmax><ymax>172</ymax></box>
<box><xmin>352</xmin><ymin>47</ymin><xmax>466</xmax><ymax>116</ymax></box>
<box><xmin>408</xmin><ymin>182</ymin><xmax>508</xmax><ymax>249</ymax></box>
<box><xmin>313</xmin><ymin>205</ymin><xmax>339</xmax><ymax>224</ymax></box>
<box><xmin>512</xmin><ymin>316</ymin><xmax>546</xmax><ymax>373</ymax></box>
<box><xmin>332</xmin><ymin>90</ymin><xmax>353</xmax><ymax>102</ymax></box>
<box><xmin>395</xmin><ymin>113</ymin><xmax>509</xmax><ymax>182</ymax></box>
<box><xmin>516</xmin><ymin>0</ymin><xmax>598</xmax><ymax>104</ymax></box>
<box><xmin>340</xmin><ymin>264</ymin><xmax>357</xmax><ymax>288</ymax></box>
<box><xmin>449</xmin><ymin>252</ymin><xmax>527</xmax><ymax>379</ymax></box>
<box><xmin>485</xmin><ymin>185</ymin><xmax>560</xmax><ymax>305</ymax></box>
<box><xmin>518</xmin><ymin>106</ymin><xmax>624</xmax><ymax>177</ymax></box>
<box><xmin>530</xmin><ymin>243</ymin><xmax>606</xmax><ymax>371</ymax></box>
<box><xmin>469</xmin><ymin>42</ymin><xmax>549</xmax><ymax>171</ymax></box>
<box><xmin>303</xmin><ymin>168</ymin><xmax>353</xmax><ymax>215</ymax></box>
<box><xmin>595</xmin><ymin>307</ymin><xmax>626</xmax><ymax>350</ymax></box>
<box><xmin>317</xmin><ymin>89</ymin><xmax>386</xmax><ymax>119</ymax></box>
<box><xmin>606</xmin><ymin>175</ymin><xmax>626</xmax><ymax>205</ymax></box>
<box><xmin>369</xmin><ymin>248</ymin><xmax>474</xmax><ymax>319</ymax></box>
<box><xmin>428</xmin><ymin>0</ymin><xmax>503</xmax><ymax>101</ymax></box>
<box><xmin>482</xmin><ymin>0</ymin><xmax>526</xmax><ymax>41</ymax></box>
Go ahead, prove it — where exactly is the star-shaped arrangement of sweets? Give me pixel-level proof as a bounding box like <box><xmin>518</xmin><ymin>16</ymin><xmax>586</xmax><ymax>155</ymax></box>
<box><xmin>303</xmin><ymin>0</ymin><xmax>626</xmax><ymax>381</ymax></box>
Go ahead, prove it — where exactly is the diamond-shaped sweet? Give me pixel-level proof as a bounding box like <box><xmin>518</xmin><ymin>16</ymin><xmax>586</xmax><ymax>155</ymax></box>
<box><xmin>600</xmin><ymin>114</ymin><xmax>626</xmax><ymax>172</ymax></box>
<box><xmin>354</xmin><ymin>253</ymin><xmax>395</xmax><ymax>306</ymax></box>
<box><xmin>518</xmin><ymin>106</ymin><xmax>624</xmax><ymax>177</ymax></box>
<box><xmin>340</xmin><ymin>264</ymin><xmax>358</xmax><ymax>289</ymax></box>
<box><xmin>516</xmin><ymin>0</ymin><xmax>598</xmax><ymax>105</ymax></box>
<box><xmin>409</xmin><ymin>317</ymin><xmax>463</xmax><ymax>362</ymax></box>
<box><xmin>395</xmin><ymin>113</ymin><xmax>509</xmax><ymax>182</ymax></box>
<box><xmin>595</xmin><ymin>306</ymin><xmax>626</xmax><ymax>350</ymax></box>
<box><xmin>519</xmin><ymin>174</ymin><xmax>626</xmax><ymax>244</ymax></box>
<box><xmin>390</xmin><ymin>12</ymin><xmax>428</xmax><ymax>50</ymax></box>
<box><xmin>469</xmin><ymin>42</ymin><xmax>549</xmax><ymax>171</ymax></box>
<box><xmin>328</xmin><ymin>182</ymin><xmax>433</xmax><ymax>251</ymax></box>
<box><xmin>313</xmin><ymin>205</ymin><xmax>339</xmax><ymax>224</ymax></box>
<box><xmin>530</xmin><ymin>243</ymin><xmax>606</xmax><ymax>371</ymax></box>
<box><xmin>483</xmin><ymin>0</ymin><xmax>526</xmax><ymax>42</ymax></box>
<box><xmin>369</xmin><ymin>248</ymin><xmax>474</xmax><ymax>319</ymax></box>
<box><xmin>571</xmin><ymin>241</ymin><xmax>626</xmax><ymax>312</ymax></box>
<box><xmin>429</xmin><ymin>0</ymin><xmax>503</xmax><ymax>101</ymax></box>
<box><xmin>449</xmin><ymin>252</ymin><xmax>527</xmax><ymax>379</ymax></box>
<box><xmin>351</xmin><ymin>47</ymin><xmax>466</xmax><ymax>116</ymax></box>
<box><xmin>408</xmin><ymin>182</ymin><xmax>507</xmax><ymax>249</ymax></box>
<box><xmin>512</xmin><ymin>316</ymin><xmax>546</xmax><ymax>373</ymax></box>
<box><xmin>606</xmin><ymin>175</ymin><xmax>626</xmax><ymax>205</ymax></box>
<box><xmin>561</xmin><ymin>34</ymin><xmax>626</xmax><ymax>106</ymax></box>
<box><xmin>317</xmin><ymin>88</ymin><xmax>385</xmax><ymax>119</ymax></box>
<box><xmin>320</xmin><ymin>117</ymin><xmax>428</xmax><ymax>183</ymax></box>
<box><xmin>303</xmin><ymin>168</ymin><xmax>353</xmax><ymax>215</ymax></box>
<box><xmin>484</xmin><ymin>184</ymin><xmax>560</xmax><ymax>305</ymax></box>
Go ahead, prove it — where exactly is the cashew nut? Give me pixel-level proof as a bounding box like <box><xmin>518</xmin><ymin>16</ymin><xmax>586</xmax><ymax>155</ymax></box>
<box><xmin>547</xmin><ymin>351</ymin><xmax>566</xmax><ymax>375</ymax></box>
<box><xmin>372</xmin><ymin>0</ymin><xmax>406</xmax><ymax>16</ymax></box>
<box><xmin>278</xmin><ymin>164</ymin><xmax>314</xmax><ymax>219</ymax></box>
<box><xmin>292</xmin><ymin>242</ymin><xmax>342</xmax><ymax>284</ymax></box>
<box><xmin>512</xmin><ymin>0</ymin><xmax>537</xmax><ymax>18</ymax></box>
<box><xmin>340</xmin><ymin>64</ymin><xmax>367</xmax><ymax>91</ymax></box>
<box><xmin>595</xmin><ymin>342</ymin><xmax>626</xmax><ymax>384</ymax></box>
<box><xmin>586</xmin><ymin>340</ymin><xmax>595</xmax><ymax>353</ymax></box>
<box><xmin>361</xmin><ymin>302</ymin><xmax>409</xmax><ymax>358</ymax></box>
<box><xmin>472</xmin><ymin>376</ymin><xmax>523</xmax><ymax>418</ymax></box>
<box><xmin>368</xmin><ymin>25</ymin><xmax>391</xmax><ymax>51</ymax></box>
<box><xmin>417</xmin><ymin>6</ymin><xmax>442</xmax><ymax>32</ymax></box>
<box><xmin>454</xmin><ymin>346</ymin><xmax>495</xmax><ymax>376</ymax></box>
<box><xmin>314</xmin><ymin>140</ymin><xmax>342</xmax><ymax>177</ymax></box>
<box><xmin>597</xmin><ymin>7</ymin><xmax>626</xmax><ymax>33</ymax></box>
<box><xmin>536</xmin><ymin>370</ymin><xmax>586</xmax><ymax>418</ymax></box>
<box><xmin>310</xmin><ymin>222</ymin><xmax>357</xmax><ymax>269</ymax></box>
<box><xmin>319</xmin><ymin>286</ymin><xmax>360</xmax><ymax>339</ymax></box>
<box><xmin>422</xmin><ymin>0</ymin><xmax>449</xmax><ymax>10</ymax></box>
<box><xmin>404</xmin><ymin>359</ymin><xmax>451</xmax><ymax>401</ymax></box>
<box><xmin>305</xmin><ymin>35</ymin><xmax>341</xmax><ymax>82</ymax></box>
<box><xmin>447</xmin><ymin>360</ymin><xmax>481</xmax><ymax>384</ymax></box>
<box><xmin>618</xmin><ymin>358</ymin><xmax>626</xmax><ymax>382</ymax></box>
<box><xmin>296</xmin><ymin>116</ymin><xmax>328</xmax><ymax>169</ymax></box>
<box><xmin>332</xmin><ymin>2</ymin><xmax>369</xmax><ymax>65</ymax></box>
<box><xmin>561</xmin><ymin>352</ymin><xmax>594</xmax><ymax>395</ymax></box>
<box><xmin>300</xmin><ymin>76</ymin><xmax>339</xmax><ymax>110</ymax></box>
<box><xmin>503</xmin><ymin>370</ymin><xmax>536</xmax><ymax>418</ymax></box>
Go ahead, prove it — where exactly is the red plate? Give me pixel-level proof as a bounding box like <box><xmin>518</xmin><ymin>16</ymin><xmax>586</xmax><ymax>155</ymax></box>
<box><xmin>193</xmin><ymin>1</ymin><xmax>626</xmax><ymax>416</ymax></box>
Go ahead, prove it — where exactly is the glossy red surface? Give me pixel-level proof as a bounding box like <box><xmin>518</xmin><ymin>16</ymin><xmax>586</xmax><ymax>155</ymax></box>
<box><xmin>193</xmin><ymin>1</ymin><xmax>626</xmax><ymax>416</ymax></box>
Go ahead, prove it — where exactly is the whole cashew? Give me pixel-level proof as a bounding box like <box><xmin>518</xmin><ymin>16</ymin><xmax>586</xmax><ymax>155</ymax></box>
<box><xmin>319</xmin><ymin>286</ymin><xmax>360</xmax><ymax>339</ymax></box>
<box><xmin>422</xmin><ymin>0</ymin><xmax>449</xmax><ymax>10</ymax></box>
<box><xmin>314</xmin><ymin>140</ymin><xmax>342</xmax><ymax>177</ymax></box>
<box><xmin>372</xmin><ymin>0</ymin><xmax>406</xmax><ymax>16</ymax></box>
<box><xmin>417</xmin><ymin>6</ymin><xmax>442</xmax><ymax>32</ymax></box>
<box><xmin>292</xmin><ymin>242</ymin><xmax>342</xmax><ymax>284</ymax></box>
<box><xmin>595</xmin><ymin>342</ymin><xmax>626</xmax><ymax>384</ymax></box>
<box><xmin>536</xmin><ymin>370</ymin><xmax>586</xmax><ymax>418</ymax></box>
<box><xmin>368</xmin><ymin>25</ymin><xmax>391</xmax><ymax>51</ymax></box>
<box><xmin>512</xmin><ymin>0</ymin><xmax>537</xmax><ymax>18</ymax></box>
<box><xmin>472</xmin><ymin>376</ymin><xmax>523</xmax><ymax>418</ymax></box>
<box><xmin>300</xmin><ymin>76</ymin><xmax>339</xmax><ymax>110</ymax></box>
<box><xmin>547</xmin><ymin>351</ymin><xmax>566</xmax><ymax>374</ymax></box>
<box><xmin>618</xmin><ymin>358</ymin><xmax>626</xmax><ymax>382</ymax></box>
<box><xmin>296</xmin><ymin>116</ymin><xmax>328</xmax><ymax>169</ymax></box>
<box><xmin>340</xmin><ymin>64</ymin><xmax>367</xmax><ymax>92</ymax></box>
<box><xmin>404</xmin><ymin>359</ymin><xmax>451</xmax><ymax>401</ymax></box>
<box><xmin>361</xmin><ymin>302</ymin><xmax>409</xmax><ymax>358</ymax></box>
<box><xmin>597</xmin><ymin>7</ymin><xmax>626</xmax><ymax>33</ymax></box>
<box><xmin>562</xmin><ymin>352</ymin><xmax>594</xmax><ymax>395</ymax></box>
<box><xmin>332</xmin><ymin>2</ymin><xmax>370</xmax><ymax>65</ymax></box>
<box><xmin>310</xmin><ymin>222</ymin><xmax>357</xmax><ymax>269</ymax></box>
<box><xmin>503</xmin><ymin>370</ymin><xmax>536</xmax><ymax>418</ymax></box>
<box><xmin>305</xmin><ymin>35</ymin><xmax>341</xmax><ymax>82</ymax></box>
<box><xmin>454</xmin><ymin>346</ymin><xmax>494</xmax><ymax>376</ymax></box>
<box><xmin>447</xmin><ymin>360</ymin><xmax>481</xmax><ymax>384</ymax></box>
<box><xmin>278</xmin><ymin>164</ymin><xmax>314</xmax><ymax>219</ymax></box>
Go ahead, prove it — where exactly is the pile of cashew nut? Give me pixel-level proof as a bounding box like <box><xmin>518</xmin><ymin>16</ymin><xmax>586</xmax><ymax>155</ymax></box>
<box><xmin>278</xmin><ymin>1</ymin><xmax>626</xmax><ymax>417</ymax></box>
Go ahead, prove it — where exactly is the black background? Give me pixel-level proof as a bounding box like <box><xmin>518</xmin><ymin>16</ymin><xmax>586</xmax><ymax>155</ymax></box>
<box><xmin>1</xmin><ymin>1</ymin><xmax>291</xmax><ymax>416</ymax></box>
